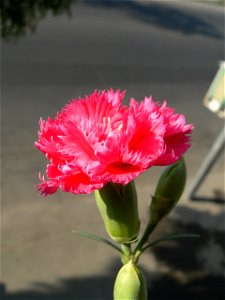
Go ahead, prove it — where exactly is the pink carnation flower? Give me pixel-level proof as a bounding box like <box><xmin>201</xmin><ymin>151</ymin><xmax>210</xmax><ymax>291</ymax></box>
<box><xmin>36</xmin><ymin>89</ymin><xmax>193</xmax><ymax>195</ymax></box>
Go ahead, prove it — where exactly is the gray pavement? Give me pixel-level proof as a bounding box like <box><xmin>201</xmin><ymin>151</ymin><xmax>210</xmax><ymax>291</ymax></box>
<box><xmin>1</xmin><ymin>0</ymin><xmax>225</xmax><ymax>299</ymax></box>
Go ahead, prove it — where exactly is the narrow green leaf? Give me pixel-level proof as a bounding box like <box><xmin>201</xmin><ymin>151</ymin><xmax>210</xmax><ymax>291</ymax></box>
<box><xmin>72</xmin><ymin>230</ymin><xmax>123</xmax><ymax>254</ymax></box>
<box><xmin>142</xmin><ymin>233</ymin><xmax>200</xmax><ymax>253</ymax></box>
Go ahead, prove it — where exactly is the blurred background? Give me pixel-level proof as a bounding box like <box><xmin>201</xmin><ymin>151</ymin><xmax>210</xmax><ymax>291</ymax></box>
<box><xmin>1</xmin><ymin>0</ymin><xmax>224</xmax><ymax>299</ymax></box>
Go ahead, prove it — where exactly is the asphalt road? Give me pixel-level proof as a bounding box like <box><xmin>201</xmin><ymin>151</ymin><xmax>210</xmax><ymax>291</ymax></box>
<box><xmin>1</xmin><ymin>0</ymin><xmax>225</xmax><ymax>299</ymax></box>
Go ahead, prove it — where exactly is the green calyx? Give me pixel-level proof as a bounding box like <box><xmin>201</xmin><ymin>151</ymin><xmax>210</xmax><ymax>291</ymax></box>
<box><xmin>113</xmin><ymin>260</ymin><xmax>147</xmax><ymax>300</ymax></box>
<box><xmin>95</xmin><ymin>181</ymin><xmax>140</xmax><ymax>244</ymax></box>
<box><xmin>150</xmin><ymin>157</ymin><xmax>186</xmax><ymax>225</ymax></box>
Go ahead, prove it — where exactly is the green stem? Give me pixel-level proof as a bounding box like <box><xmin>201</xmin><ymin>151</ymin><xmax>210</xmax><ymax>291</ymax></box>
<box><xmin>133</xmin><ymin>220</ymin><xmax>157</xmax><ymax>260</ymax></box>
<box><xmin>120</xmin><ymin>243</ymin><xmax>132</xmax><ymax>264</ymax></box>
<box><xmin>121</xmin><ymin>244</ymin><xmax>131</xmax><ymax>256</ymax></box>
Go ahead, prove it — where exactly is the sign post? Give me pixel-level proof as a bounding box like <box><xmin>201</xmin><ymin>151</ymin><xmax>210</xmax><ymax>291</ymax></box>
<box><xmin>188</xmin><ymin>61</ymin><xmax>225</xmax><ymax>203</ymax></box>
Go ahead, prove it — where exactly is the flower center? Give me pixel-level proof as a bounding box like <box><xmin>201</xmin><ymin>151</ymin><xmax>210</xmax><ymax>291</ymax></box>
<box><xmin>106</xmin><ymin>162</ymin><xmax>140</xmax><ymax>174</ymax></box>
<box><xmin>103</xmin><ymin>117</ymin><xmax>123</xmax><ymax>132</ymax></box>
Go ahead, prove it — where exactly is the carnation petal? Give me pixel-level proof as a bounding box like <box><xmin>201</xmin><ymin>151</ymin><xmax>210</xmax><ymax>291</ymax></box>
<box><xmin>35</xmin><ymin>89</ymin><xmax>193</xmax><ymax>195</ymax></box>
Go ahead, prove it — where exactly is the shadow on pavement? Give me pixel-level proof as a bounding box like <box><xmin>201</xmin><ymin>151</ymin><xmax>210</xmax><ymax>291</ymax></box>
<box><xmin>85</xmin><ymin>0</ymin><xmax>223</xmax><ymax>39</ymax></box>
<box><xmin>147</xmin><ymin>204</ymin><xmax>225</xmax><ymax>300</ymax></box>
<box><xmin>0</xmin><ymin>0</ymin><xmax>74</xmax><ymax>41</ymax></box>
<box><xmin>1</xmin><ymin>0</ymin><xmax>223</xmax><ymax>42</ymax></box>
<box><xmin>1</xmin><ymin>206</ymin><xmax>224</xmax><ymax>299</ymax></box>
<box><xmin>1</xmin><ymin>271</ymin><xmax>224</xmax><ymax>300</ymax></box>
<box><xmin>190</xmin><ymin>187</ymin><xmax>225</xmax><ymax>204</ymax></box>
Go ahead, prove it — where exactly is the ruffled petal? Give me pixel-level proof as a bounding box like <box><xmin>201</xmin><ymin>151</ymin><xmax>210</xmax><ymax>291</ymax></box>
<box><xmin>35</xmin><ymin>90</ymin><xmax>193</xmax><ymax>195</ymax></box>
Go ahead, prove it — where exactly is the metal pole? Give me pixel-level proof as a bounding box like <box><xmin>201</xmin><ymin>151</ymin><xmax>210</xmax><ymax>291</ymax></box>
<box><xmin>188</xmin><ymin>126</ymin><xmax>225</xmax><ymax>201</ymax></box>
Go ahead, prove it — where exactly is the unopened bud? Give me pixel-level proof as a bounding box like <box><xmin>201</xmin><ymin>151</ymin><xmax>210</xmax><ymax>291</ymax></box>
<box><xmin>113</xmin><ymin>260</ymin><xmax>147</xmax><ymax>300</ymax></box>
<box><xmin>150</xmin><ymin>157</ymin><xmax>186</xmax><ymax>225</ymax></box>
<box><xmin>95</xmin><ymin>181</ymin><xmax>140</xmax><ymax>244</ymax></box>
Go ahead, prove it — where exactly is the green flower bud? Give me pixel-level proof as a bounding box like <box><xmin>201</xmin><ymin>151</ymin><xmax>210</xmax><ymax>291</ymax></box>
<box><xmin>94</xmin><ymin>181</ymin><xmax>140</xmax><ymax>244</ymax></box>
<box><xmin>150</xmin><ymin>157</ymin><xmax>186</xmax><ymax>225</ymax></box>
<box><xmin>113</xmin><ymin>260</ymin><xmax>147</xmax><ymax>300</ymax></box>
